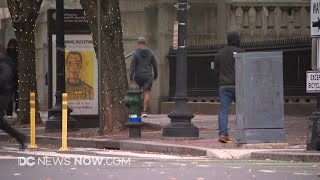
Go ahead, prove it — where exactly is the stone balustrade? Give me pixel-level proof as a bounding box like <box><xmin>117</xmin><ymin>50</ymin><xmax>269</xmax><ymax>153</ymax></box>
<box><xmin>0</xmin><ymin>8</ymin><xmax>10</xmax><ymax>30</ymax></box>
<box><xmin>0</xmin><ymin>8</ymin><xmax>9</xmax><ymax>19</ymax></box>
<box><xmin>229</xmin><ymin>1</ymin><xmax>310</xmax><ymax>41</ymax></box>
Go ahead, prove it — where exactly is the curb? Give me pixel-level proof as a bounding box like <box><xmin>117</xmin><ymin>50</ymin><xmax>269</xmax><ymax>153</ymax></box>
<box><xmin>0</xmin><ymin>133</ymin><xmax>313</xmax><ymax>162</ymax></box>
<box><xmin>119</xmin><ymin>140</ymin><xmax>207</xmax><ymax>157</ymax></box>
<box><xmin>251</xmin><ymin>151</ymin><xmax>320</xmax><ymax>162</ymax></box>
<box><xmin>37</xmin><ymin>136</ymin><xmax>121</xmax><ymax>150</ymax></box>
<box><xmin>0</xmin><ymin>133</ymin><xmax>207</xmax><ymax>157</ymax></box>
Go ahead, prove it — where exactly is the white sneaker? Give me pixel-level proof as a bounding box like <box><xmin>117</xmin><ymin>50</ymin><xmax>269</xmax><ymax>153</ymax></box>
<box><xmin>142</xmin><ymin>112</ymin><xmax>148</xmax><ymax>117</ymax></box>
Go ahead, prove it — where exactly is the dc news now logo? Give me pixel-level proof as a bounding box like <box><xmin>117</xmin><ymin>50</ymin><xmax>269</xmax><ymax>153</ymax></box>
<box><xmin>18</xmin><ymin>157</ymin><xmax>131</xmax><ymax>167</ymax></box>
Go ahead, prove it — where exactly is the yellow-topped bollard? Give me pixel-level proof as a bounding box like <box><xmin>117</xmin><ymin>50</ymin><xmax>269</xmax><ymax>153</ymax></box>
<box><xmin>59</xmin><ymin>93</ymin><xmax>69</xmax><ymax>151</ymax></box>
<box><xmin>28</xmin><ymin>92</ymin><xmax>38</xmax><ymax>149</ymax></box>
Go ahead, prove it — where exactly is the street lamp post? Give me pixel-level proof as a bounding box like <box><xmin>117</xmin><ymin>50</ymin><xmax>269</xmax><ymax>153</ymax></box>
<box><xmin>162</xmin><ymin>0</ymin><xmax>199</xmax><ymax>137</ymax></box>
<box><xmin>306</xmin><ymin>39</ymin><xmax>320</xmax><ymax>150</ymax></box>
<box><xmin>45</xmin><ymin>0</ymin><xmax>78</xmax><ymax>132</ymax></box>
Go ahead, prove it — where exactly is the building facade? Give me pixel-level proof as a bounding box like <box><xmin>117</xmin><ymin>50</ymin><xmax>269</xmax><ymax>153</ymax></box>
<box><xmin>0</xmin><ymin>0</ymin><xmax>312</xmax><ymax>114</ymax></box>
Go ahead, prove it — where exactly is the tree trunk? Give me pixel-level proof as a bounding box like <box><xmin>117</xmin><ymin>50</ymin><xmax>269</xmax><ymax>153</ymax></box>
<box><xmin>80</xmin><ymin>0</ymin><xmax>128</xmax><ymax>134</ymax></box>
<box><xmin>7</xmin><ymin>0</ymin><xmax>43</xmax><ymax>125</ymax></box>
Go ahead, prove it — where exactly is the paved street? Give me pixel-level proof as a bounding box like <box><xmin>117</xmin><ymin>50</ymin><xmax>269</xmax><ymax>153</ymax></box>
<box><xmin>0</xmin><ymin>142</ymin><xmax>319</xmax><ymax>180</ymax></box>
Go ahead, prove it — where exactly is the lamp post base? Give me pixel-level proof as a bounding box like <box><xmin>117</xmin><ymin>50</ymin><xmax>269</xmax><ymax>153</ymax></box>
<box><xmin>162</xmin><ymin>111</ymin><xmax>199</xmax><ymax>137</ymax></box>
<box><xmin>45</xmin><ymin>106</ymin><xmax>79</xmax><ymax>133</ymax></box>
<box><xmin>306</xmin><ymin>110</ymin><xmax>320</xmax><ymax>151</ymax></box>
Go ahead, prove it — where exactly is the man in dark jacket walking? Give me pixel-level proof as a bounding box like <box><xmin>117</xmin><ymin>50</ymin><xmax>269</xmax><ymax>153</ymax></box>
<box><xmin>0</xmin><ymin>44</ymin><xmax>26</xmax><ymax>149</ymax></box>
<box><xmin>214</xmin><ymin>32</ymin><xmax>244</xmax><ymax>143</ymax></box>
<box><xmin>129</xmin><ymin>37</ymin><xmax>158</xmax><ymax>117</ymax></box>
<box><xmin>5</xmin><ymin>38</ymin><xmax>19</xmax><ymax>116</ymax></box>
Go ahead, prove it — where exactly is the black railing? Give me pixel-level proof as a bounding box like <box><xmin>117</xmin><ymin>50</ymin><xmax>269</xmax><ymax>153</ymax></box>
<box><xmin>167</xmin><ymin>37</ymin><xmax>312</xmax><ymax>101</ymax></box>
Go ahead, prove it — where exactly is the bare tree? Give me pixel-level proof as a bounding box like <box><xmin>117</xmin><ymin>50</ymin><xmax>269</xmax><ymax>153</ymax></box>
<box><xmin>80</xmin><ymin>0</ymin><xmax>128</xmax><ymax>134</ymax></box>
<box><xmin>7</xmin><ymin>0</ymin><xmax>43</xmax><ymax>124</ymax></box>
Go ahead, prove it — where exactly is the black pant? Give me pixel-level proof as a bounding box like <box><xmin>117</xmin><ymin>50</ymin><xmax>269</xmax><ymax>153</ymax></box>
<box><xmin>6</xmin><ymin>89</ymin><xmax>18</xmax><ymax>116</ymax></box>
<box><xmin>0</xmin><ymin>95</ymin><xmax>24</xmax><ymax>144</ymax></box>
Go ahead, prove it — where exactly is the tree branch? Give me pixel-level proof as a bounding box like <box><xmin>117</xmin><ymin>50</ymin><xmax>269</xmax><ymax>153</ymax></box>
<box><xmin>7</xmin><ymin>0</ymin><xmax>22</xmax><ymax>23</ymax></box>
<box><xmin>34</xmin><ymin>0</ymin><xmax>43</xmax><ymax>14</ymax></box>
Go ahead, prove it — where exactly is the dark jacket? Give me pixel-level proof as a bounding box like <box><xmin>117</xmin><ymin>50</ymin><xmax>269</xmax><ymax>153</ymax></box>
<box><xmin>214</xmin><ymin>32</ymin><xmax>244</xmax><ymax>87</ymax></box>
<box><xmin>6</xmin><ymin>48</ymin><xmax>18</xmax><ymax>89</ymax></box>
<box><xmin>129</xmin><ymin>48</ymin><xmax>158</xmax><ymax>81</ymax></box>
<box><xmin>0</xmin><ymin>55</ymin><xmax>15</xmax><ymax>96</ymax></box>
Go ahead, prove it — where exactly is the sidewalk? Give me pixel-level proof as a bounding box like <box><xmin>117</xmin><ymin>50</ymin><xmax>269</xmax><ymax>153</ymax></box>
<box><xmin>1</xmin><ymin>114</ymin><xmax>319</xmax><ymax>162</ymax></box>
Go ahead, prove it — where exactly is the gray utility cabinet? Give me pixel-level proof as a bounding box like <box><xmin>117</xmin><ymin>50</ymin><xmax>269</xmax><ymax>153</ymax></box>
<box><xmin>234</xmin><ymin>51</ymin><xmax>286</xmax><ymax>144</ymax></box>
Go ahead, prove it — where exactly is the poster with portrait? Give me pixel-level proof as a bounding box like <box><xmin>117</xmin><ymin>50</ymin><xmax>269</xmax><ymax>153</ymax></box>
<box><xmin>52</xmin><ymin>34</ymin><xmax>98</xmax><ymax>115</ymax></box>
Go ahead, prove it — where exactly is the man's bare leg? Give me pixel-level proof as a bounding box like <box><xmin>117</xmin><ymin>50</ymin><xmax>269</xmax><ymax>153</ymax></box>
<box><xmin>143</xmin><ymin>90</ymin><xmax>150</xmax><ymax>112</ymax></box>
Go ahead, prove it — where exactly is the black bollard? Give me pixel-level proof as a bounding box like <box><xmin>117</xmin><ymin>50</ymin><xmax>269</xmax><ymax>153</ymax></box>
<box><xmin>306</xmin><ymin>99</ymin><xmax>320</xmax><ymax>151</ymax></box>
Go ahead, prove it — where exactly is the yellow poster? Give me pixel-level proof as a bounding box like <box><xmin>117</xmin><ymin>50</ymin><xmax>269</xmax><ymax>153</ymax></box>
<box><xmin>52</xmin><ymin>34</ymin><xmax>98</xmax><ymax>115</ymax></box>
<box><xmin>65</xmin><ymin>51</ymin><xmax>94</xmax><ymax>100</ymax></box>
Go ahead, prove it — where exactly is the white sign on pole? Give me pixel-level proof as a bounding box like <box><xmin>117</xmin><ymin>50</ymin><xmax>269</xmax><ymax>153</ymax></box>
<box><xmin>173</xmin><ymin>21</ymin><xmax>178</xmax><ymax>50</ymax></box>
<box><xmin>311</xmin><ymin>0</ymin><xmax>320</xmax><ymax>36</ymax></box>
<box><xmin>306</xmin><ymin>71</ymin><xmax>320</xmax><ymax>93</ymax></box>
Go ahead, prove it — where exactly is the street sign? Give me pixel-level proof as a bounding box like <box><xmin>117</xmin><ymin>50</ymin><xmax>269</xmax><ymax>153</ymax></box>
<box><xmin>306</xmin><ymin>71</ymin><xmax>320</xmax><ymax>93</ymax></box>
<box><xmin>173</xmin><ymin>21</ymin><xmax>178</xmax><ymax>50</ymax></box>
<box><xmin>311</xmin><ymin>0</ymin><xmax>320</xmax><ymax>36</ymax></box>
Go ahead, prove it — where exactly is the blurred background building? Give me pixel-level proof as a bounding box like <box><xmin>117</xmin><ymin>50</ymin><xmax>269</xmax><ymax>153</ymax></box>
<box><xmin>0</xmin><ymin>0</ymin><xmax>313</xmax><ymax>116</ymax></box>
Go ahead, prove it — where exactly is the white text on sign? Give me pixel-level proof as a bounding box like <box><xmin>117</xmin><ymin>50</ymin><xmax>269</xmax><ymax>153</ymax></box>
<box><xmin>306</xmin><ymin>71</ymin><xmax>320</xmax><ymax>93</ymax></box>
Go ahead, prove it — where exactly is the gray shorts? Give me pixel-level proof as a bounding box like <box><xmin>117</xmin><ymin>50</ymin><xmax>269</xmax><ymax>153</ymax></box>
<box><xmin>134</xmin><ymin>77</ymin><xmax>153</xmax><ymax>91</ymax></box>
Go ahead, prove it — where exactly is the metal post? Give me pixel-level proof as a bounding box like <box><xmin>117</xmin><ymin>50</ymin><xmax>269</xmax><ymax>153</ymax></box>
<box><xmin>28</xmin><ymin>92</ymin><xmax>38</xmax><ymax>149</ymax></box>
<box><xmin>306</xmin><ymin>38</ymin><xmax>320</xmax><ymax>151</ymax></box>
<box><xmin>45</xmin><ymin>0</ymin><xmax>78</xmax><ymax>132</ymax></box>
<box><xmin>162</xmin><ymin>0</ymin><xmax>199</xmax><ymax>137</ymax></box>
<box><xmin>97</xmin><ymin>0</ymin><xmax>104</xmax><ymax>135</ymax></box>
<box><xmin>317</xmin><ymin>94</ymin><xmax>320</xmax><ymax>110</ymax></box>
<box><xmin>59</xmin><ymin>93</ymin><xmax>69</xmax><ymax>151</ymax></box>
<box><xmin>311</xmin><ymin>39</ymin><xmax>320</xmax><ymax>112</ymax></box>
